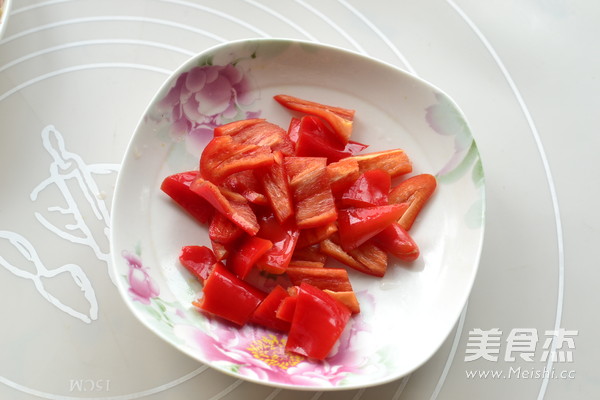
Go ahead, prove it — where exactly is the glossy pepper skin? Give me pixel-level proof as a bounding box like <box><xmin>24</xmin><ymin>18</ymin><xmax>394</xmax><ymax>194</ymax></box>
<box><xmin>179</xmin><ymin>245</ymin><xmax>217</xmax><ymax>283</ymax></box>
<box><xmin>285</xmin><ymin>282</ymin><xmax>351</xmax><ymax>360</ymax></box>
<box><xmin>195</xmin><ymin>262</ymin><xmax>266</xmax><ymax>326</ymax></box>
<box><xmin>160</xmin><ymin>171</ymin><xmax>214</xmax><ymax>225</ymax></box>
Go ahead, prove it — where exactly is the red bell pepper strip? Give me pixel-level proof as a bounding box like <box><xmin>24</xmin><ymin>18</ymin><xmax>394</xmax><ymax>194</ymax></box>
<box><xmin>337</xmin><ymin>204</ymin><xmax>406</xmax><ymax>251</ymax></box>
<box><xmin>295</xmin><ymin>222</ymin><xmax>338</xmax><ymax>249</ymax></box>
<box><xmin>249</xmin><ymin>285</ymin><xmax>291</xmax><ymax>332</ymax></box>
<box><xmin>274</xmin><ymin>94</ymin><xmax>355</xmax><ymax>145</ymax></box>
<box><xmin>374</xmin><ymin>222</ymin><xmax>420</xmax><ymax>262</ymax></box>
<box><xmin>285</xmin><ymin>282</ymin><xmax>351</xmax><ymax>360</ymax></box>
<box><xmin>347</xmin><ymin>149</ymin><xmax>412</xmax><ymax>178</ymax></box>
<box><xmin>179</xmin><ymin>245</ymin><xmax>217</xmax><ymax>283</ymax></box>
<box><xmin>217</xmin><ymin>118</ymin><xmax>295</xmax><ymax>156</ymax></box>
<box><xmin>275</xmin><ymin>292</ymin><xmax>298</xmax><ymax>323</ymax></box>
<box><xmin>229</xmin><ymin>236</ymin><xmax>273</xmax><ymax>280</ymax></box>
<box><xmin>208</xmin><ymin>212</ymin><xmax>244</xmax><ymax>244</ymax></box>
<box><xmin>258</xmin><ymin>151</ymin><xmax>294</xmax><ymax>223</ymax></box>
<box><xmin>160</xmin><ymin>171</ymin><xmax>214</xmax><ymax>225</ymax></box>
<box><xmin>221</xmin><ymin>170</ymin><xmax>268</xmax><ymax>206</ymax></box>
<box><xmin>286</xmin><ymin>117</ymin><xmax>301</xmax><ymax>144</ymax></box>
<box><xmin>194</xmin><ymin>262</ymin><xmax>266</xmax><ymax>326</ymax></box>
<box><xmin>347</xmin><ymin>240</ymin><xmax>389</xmax><ymax>277</ymax></box>
<box><xmin>213</xmin><ymin>118</ymin><xmax>264</xmax><ymax>137</ymax></box>
<box><xmin>255</xmin><ymin>212</ymin><xmax>299</xmax><ymax>275</ymax></box>
<box><xmin>190</xmin><ymin>178</ymin><xmax>260</xmax><ymax>235</ymax></box>
<box><xmin>319</xmin><ymin>236</ymin><xmax>388</xmax><ymax>277</ymax></box>
<box><xmin>292</xmin><ymin>244</ymin><xmax>328</xmax><ymax>264</ymax></box>
<box><xmin>327</xmin><ymin>158</ymin><xmax>360</xmax><ymax>197</ymax></box>
<box><xmin>284</xmin><ymin>157</ymin><xmax>337</xmax><ymax>229</ymax></box>
<box><xmin>286</xmin><ymin>266</ymin><xmax>354</xmax><ymax>292</ymax></box>
<box><xmin>295</xmin><ymin>115</ymin><xmax>367</xmax><ymax>163</ymax></box>
<box><xmin>323</xmin><ymin>290</ymin><xmax>360</xmax><ymax>314</ymax></box>
<box><xmin>389</xmin><ymin>173</ymin><xmax>437</xmax><ymax>230</ymax></box>
<box><xmin>340</xmin><ymin>169</ymin><xmax>391</xmax><ymax>208</ymax></box>
<box><xmin>199</xmin><ymin>135</ymin><xmax>274</xmax><ymax>184</ymax></box>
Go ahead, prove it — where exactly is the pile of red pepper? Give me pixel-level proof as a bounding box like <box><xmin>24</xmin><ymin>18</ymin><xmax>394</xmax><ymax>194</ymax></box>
<box><xmin>161</xmin><ymin>95</ymin><xmax>436</xmax><ymax>360</ymax></box>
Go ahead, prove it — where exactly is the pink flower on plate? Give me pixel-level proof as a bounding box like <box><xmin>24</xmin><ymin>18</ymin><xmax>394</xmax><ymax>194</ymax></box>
<box><xmin>174</xmin><ymin>311</ymin><xmax>370</xmax><ymax>387</ymax></box>
<box><xmin>158</xmin><ymin>63</ymin><xmax>259</xmax><ymax>140</ymax></box>
<box><xmin>123</xmin><ymin>251</ymin><xmax>159</xmax><ymax>305</ymax></box>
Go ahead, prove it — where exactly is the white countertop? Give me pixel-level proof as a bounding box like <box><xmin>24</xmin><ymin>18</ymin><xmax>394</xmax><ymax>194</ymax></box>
<box><xmin>0</xmin><ymin>1</ymin><xmax>598</xmax><ymax>399</ymax></box>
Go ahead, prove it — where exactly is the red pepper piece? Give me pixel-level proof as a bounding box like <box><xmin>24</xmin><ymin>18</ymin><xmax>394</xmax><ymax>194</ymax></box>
<box><xmin>292</xmin><ymin>244</ymin><xmax>328</xmax><ymax>264</ymax></box>
<box><xmin>179</xmin><ymin>245</ymin><xmax>217</xmax><ymax>283</ymax></box>
<box><xmin>249</xmin><ymin>285</ymin><xmax>291</xmax><ymax>332</ymax></box>
<box><xmin>160</xmin><ymin>171</ymin><xmax>214</xmax><ymax>225</ymax></box>
<box><xmin>255</xmin><ymin>212</ymin><xmax>299</xmax><ymax>275</ymax></box>
<box><xmin>274</xmin><ymin>94</ymin><xmax>355</xmax><ymax>145</ymax></box>
<box><xmin>295</xmin><ymin>115</ymin><xmax>367</xmax><ymax>163</ymax></box>
<box><xmin>209</xmin><ymin>212</ymin><xmax>244</xmax><ymax>244</ymax></box>
<box><xmin>287</xmin><ymin>260</ymin><xmax>325</xmax><ymax>268</ymax></box>
<box><xmin>323</xmin><ymin>290</ymin><xmax>360</xmax><ymax>314</ymax></box>
<box><xmin>229</xmin><ymin>236</ymin><xmax>273</xmax><ymax>280</ymax></box>
<box><xmin>319</xmin><ymin>236</ymin><xmax>388</xmax><ymax>277</ymax></box>
<box><xmin>221</xmin><ymin>170</ymin><xmax>268</xmax><ymax>206</ymax></box>
<box><xmin>287</xmin><ymin>117</ymin><xmax>301</xmax><ymax>144</ymax></box>
<box><xmin>284</xmin><ymin>157</ymin><xmax>337</xmax><ymax>229</ymax></box>
<box><xmin>215</xmin><ymin>118</ymin><xmax>295</xmax><ymax>156</ymax></box>
<box><xmin>275</xmin><ymin>292</ymin><xmax>298</xmax><ymax>323</ymax></box>
<box><xmin>200</xmin><ymin>135</ymin><xmax>274</xmax><ymax>184</ymax></box>
<box><xmin>286</xmin><ymin>266</ymin><xmax>353</xmax><ymax>292</ymax></box>
<box><xmin>340</xmin><ymin>169</ymin><xmax>391</xmax><ymax>207</ymax></box>
<box><xmin>194</xmin><ymin>262</ymin><xmax>266</xmax><ymax>326</ymax></box>
<box><xmin>374</xmin><ymin>222</ymin><xmax>420</xmax><ymax>262</ymax></box>
<box><xmin>346</xmin><ymin>149</ymin><xmax>412</xmax><ymax>178</ymax></box>
<box><xmin>389</xmin><ymin>173</ymin><xmax>437</xmax><ymax>230</ymax></box>
<box><xmin>337</xmin><ymin>204</ymin><xmax>406</xmax><ymax>251</ymax></box>
<box><xmin>327</xmin><ymin>158</ymin><xmax>360</xmax><ymax>197</ymax></box>
<box><xmin>258</xmin><ymin>151</ymin><xmax>294</xmax><ymax>223</ymax></box>
<box><xmin>213</xmin><ymin>118</ymin><xmax>264</xmax><ymax>136</ymax></box>
<box><xmin>295</xmin><ymin>222</ymin><xmax>338</xmax><ymax>249</ymax></box>
<box><xmin>286</xmin><ymin>282</ymin><xmax>351</xmax><ymax>360</ymax></box>
<box><xmin>190</xmin><ymin>178</ymin><xmax>259</xmax><ymax>235</ymax></box>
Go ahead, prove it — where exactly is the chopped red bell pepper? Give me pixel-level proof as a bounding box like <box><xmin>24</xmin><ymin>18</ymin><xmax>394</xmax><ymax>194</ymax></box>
<box><xmin>295</xmin><ymin>222</ymin><xmax>338</xmax><ymax>249</ymax></box>
<box><xmin>337</xmin><ymin>204</ymin><xmax>406</xmax><ymax>251</ymax></box>
<box><xmin>194</xmin><ymin>262</ymin><xmax>266</xmax><ymax>326</ymax></box>
<box><xmin>286</xmin><ymin>117</ymin><xmax>301</xmax><ymax>144</ymax></box>
<box><xmin>389</xmin><ymin>173</ymin><xmax>437</xmax><ymax>230</ymax></box>
<box><xmin>319</xmin><ymin>236</ymin><xmax>388</xmax><ymax>277</ymax></box>
<box><xmin>292</xmin><ymin>244</ymin><xmax>328</xmax><ymax>264</ymax></box>
<box><xmin>249</xmin><ymin>285</ymin><xmax>291</xmax><ymax>332</ymax></box>
<box><xmin>295</xmin><ymin>115</ymin><xmax>367</xmax><ymax>163</ymax></box>
<box><xmin>284</xmin><ymin>157</ymin><xmax>337</xmax><ymax>229</ymax></box>
<box><xmin>257</xmin><ymin>151</ymin><xmax>294</xmax><ymax>223</ymax></box>
<box><xmin>347</xmin><ymin>149</ymin><xmax>412</xmax><ymax>178</ymax></box>
<box><xmin>286</xmin><ymin>266</ymin><xmax>353</xmax><ymax>292</ymax></box>
<box><xmin>208</xmin><ymin>212</ymin><xmax>244</xmax><ymax>244</ymax></box>
<box><xmin>274</xmin><ymin>94</ymin><xmax>355</xmax><ymax>145</ymax></box>
<box><xmin>199</xmin><ymin>135</ymin><xmax>274</xmax><ymax>184</ymax></box>
<box><xmin>327</xmin><ymin>158</ymin><xmax>360</xmax><ymax>196</ymax></box>
<box><xmin>275</xmin><ymin>292</ymin><xmax>298</xmax><ymax>323</ymax></box>
<box><xmin>160</xmin><ymin>171</ymin><xmax>214</xmax><ymax>225</ymax></box>
<box><xmin>323</xmin><ymin>290</ymin><xmax>360</xmax><ymax>314</ymax></box>
<box><xmin>221</xmin><ymin>170</ymin><xmax>268</xmax><ymax>206</ymax></box>
<box><xmin>340</xmin><ymin>169</ymin><xmax>391</xmax><ymax>207</ymax></box>
<box><xmin>190</xmin><ymin>178</ymin><xmax>259</xmax><ymax>235</ymax></box>
<box><xmin>285</xmin><ymin>282</ymin><xmax>351</xmax><ymax>360</ymax></box>
<box><xmin>229</xmin><ymin>236</ymin><xmax>273</xmax><ymax>280</ymax></box>
<box><xmin>254</xmin><ymin>212</ymin><xmax>299</xmax><ymax>275</ymax></box>
<box><xmin>374</xmin><ymin>222</ymin><xmax>420</xmax><ymax>262</ymax></box>
<box><xmin>217</xmin><ymin>118</ymin><xmax>295</xmax><ymax>156</ymax></box>
<box><xmin>179</xmin><ymin>245</ymin><xmax>217</xmax><ymax>283</ymax></box>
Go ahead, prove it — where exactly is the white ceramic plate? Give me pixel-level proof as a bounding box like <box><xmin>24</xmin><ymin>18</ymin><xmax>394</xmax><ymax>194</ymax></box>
<box><xmin>110</xmin><ymin>38</ymin><xmax>485</xmax><ymax>390</ymax></box>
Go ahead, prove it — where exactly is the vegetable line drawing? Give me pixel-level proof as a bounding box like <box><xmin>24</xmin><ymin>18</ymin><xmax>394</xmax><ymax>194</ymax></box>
<box><xmin>0</xmin><ymin>125</ymin><xmax>119</xmax><ymax>323</ymax></box>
